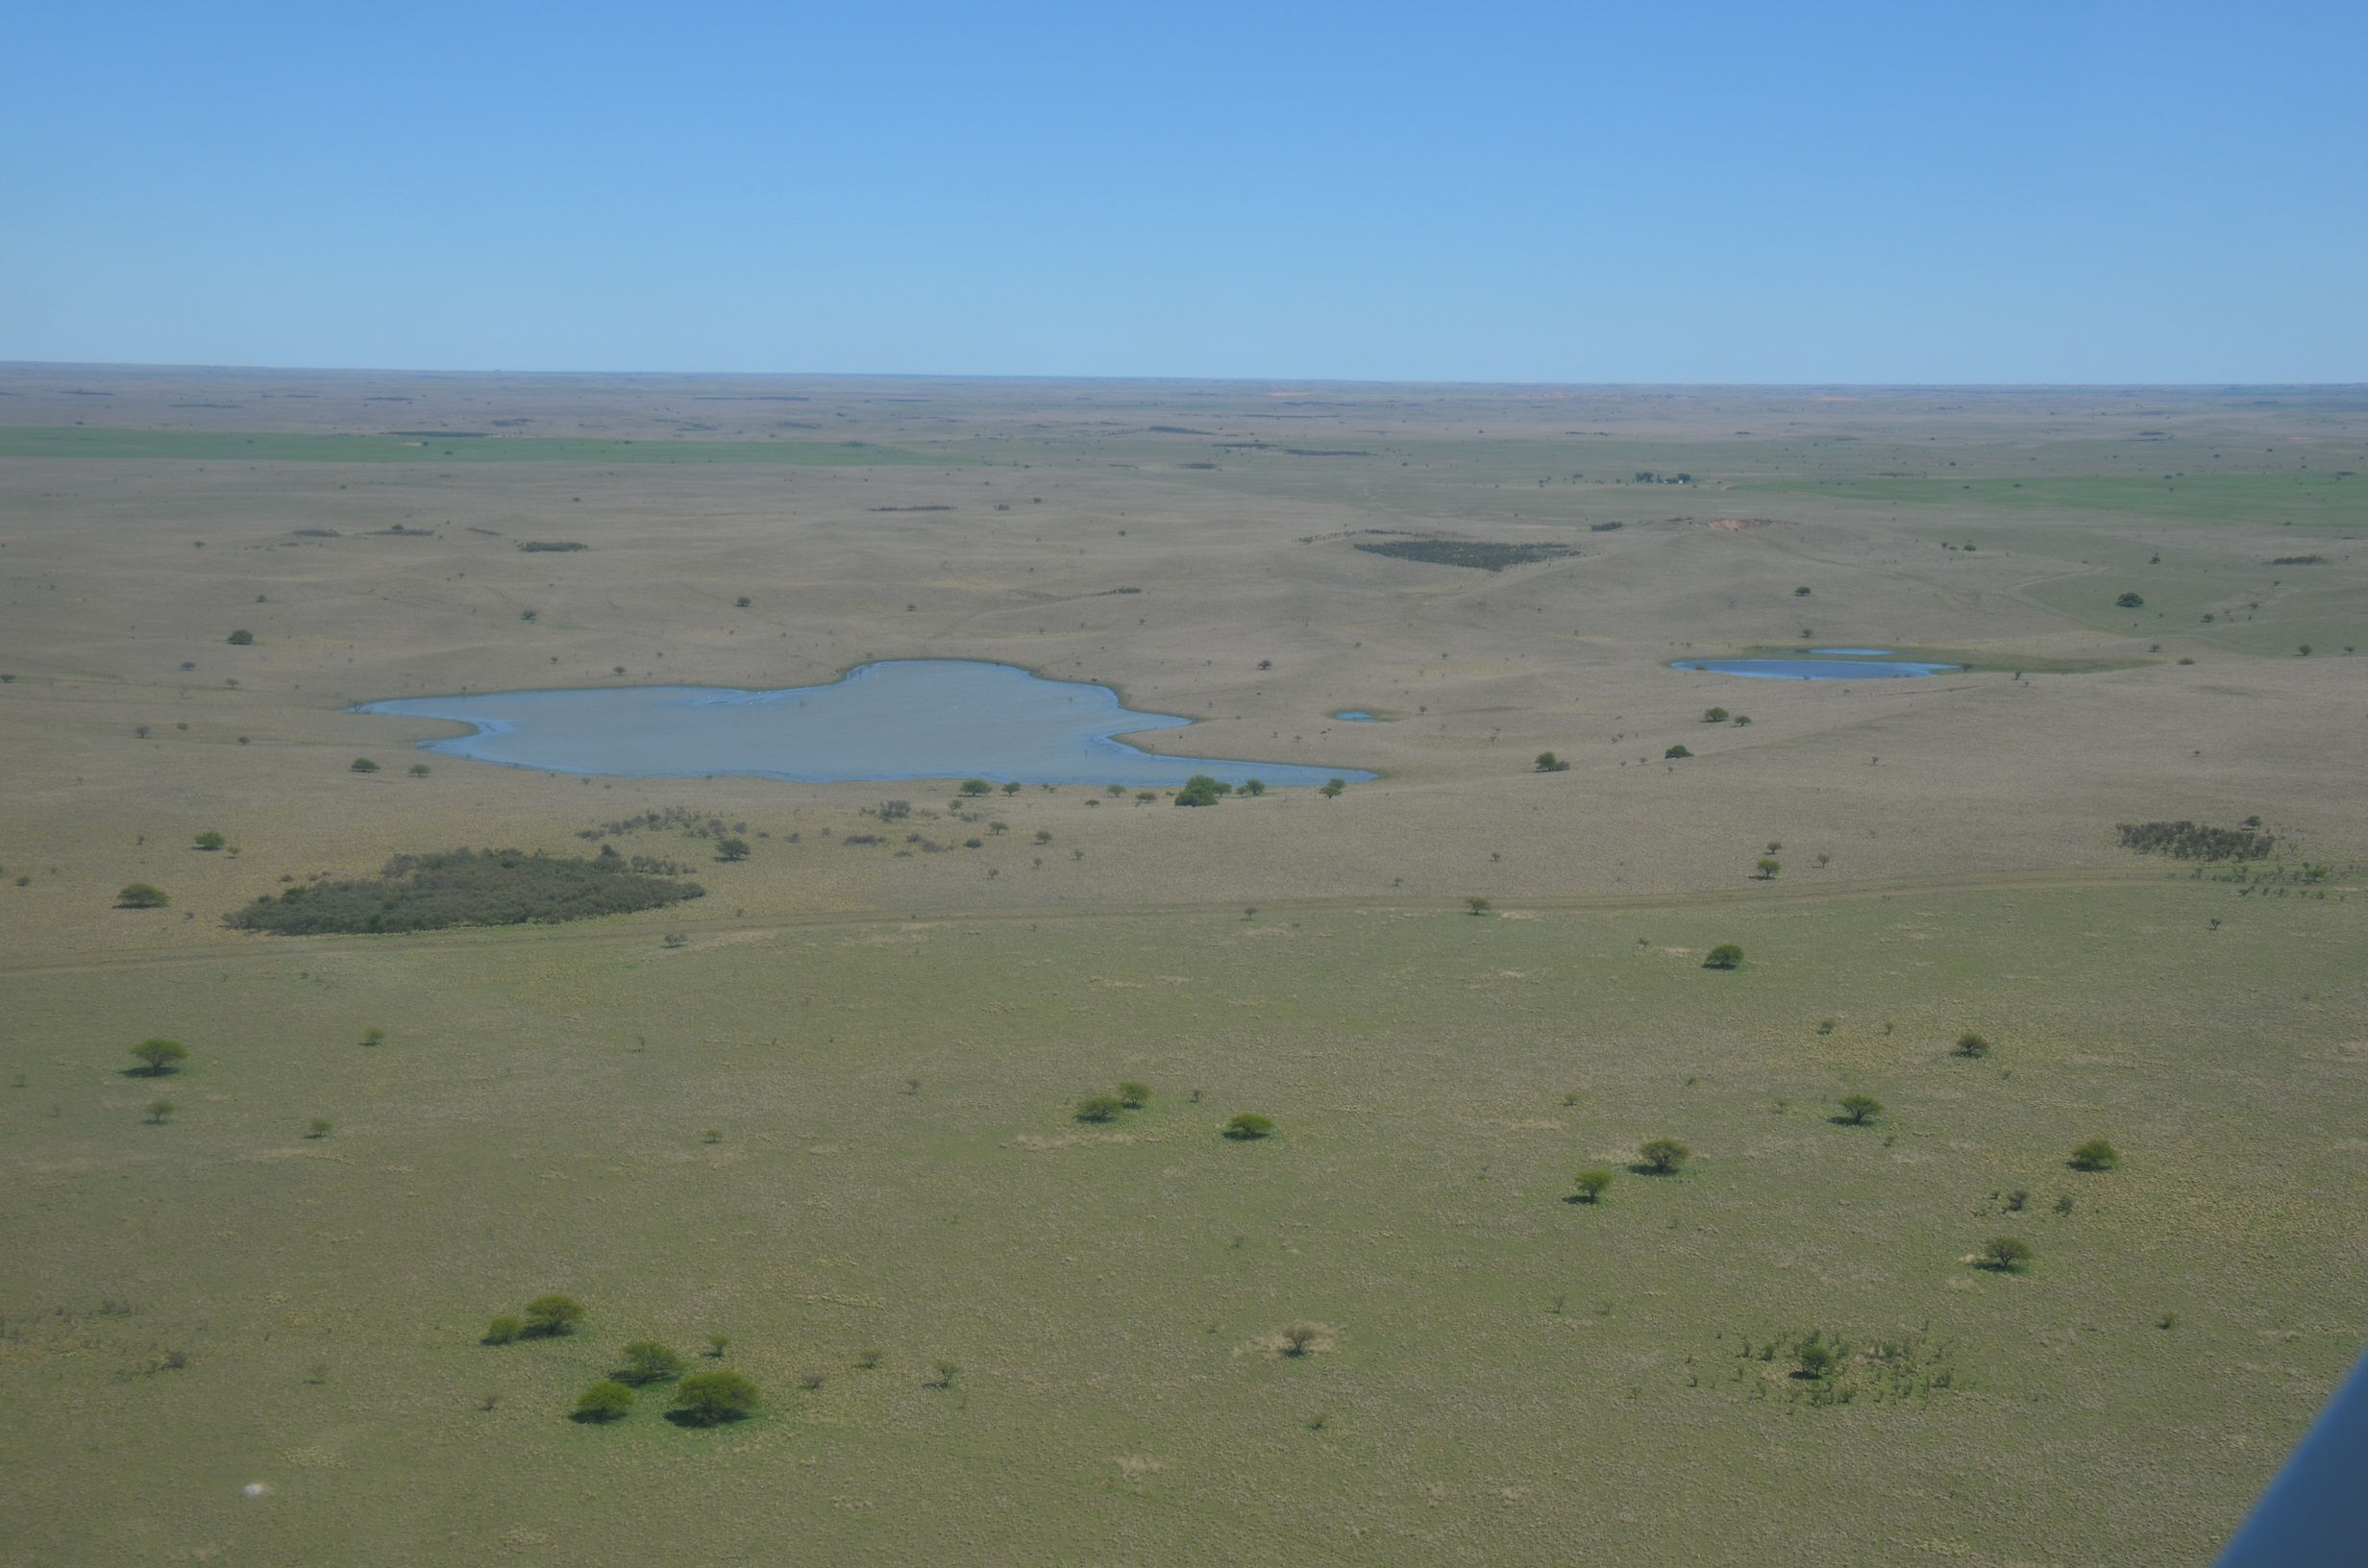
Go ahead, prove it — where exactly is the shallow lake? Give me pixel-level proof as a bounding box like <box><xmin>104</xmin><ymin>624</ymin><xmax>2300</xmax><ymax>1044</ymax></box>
<box><xmin>1671</xmin><ymin>656</ymin><xmax>1958</xmax><ymax>680</ymax></box>
<box><xmin>358</xmin><ymin>660</ymin><xmax>1377</xmax><ymax>787</ymax></box>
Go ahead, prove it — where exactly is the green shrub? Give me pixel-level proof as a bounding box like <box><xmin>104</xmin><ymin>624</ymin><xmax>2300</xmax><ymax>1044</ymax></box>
<box><xmin>714</xmin><ymin>837</ymin><xmax>751</xmax><ymax>862</ymax></box>
<box><xmin>1534</xmin><ymin>751</ymin><xmax>1569</xmax><ymax>772</ymax></box>
<box><xmin>1837</xmin><ymin>1094</ymin><xmax>1882</xmax><ymax>1125</ymax></box>
<box><xmin>1665</xmin><ymin>745</ymin><xmax>1691</xmax><ymax>759</ymax></box>
<box><xmin>144</xmin><ymin>1098</ymin><xmax>175</xmax><ymax>1124</ymax></box>
<box><xmin>1573</xmin><ymin>1168</ymin><xmax>1613</xmax><ymax>1203</ymax></box>
<box><xmin>116</xmin><ymin>883</ymin><xmax>169</xmax><ymax>909</ymax></box>
<box><xmin>1174</xmin><ymin>774</ymin><xmax>1231</xmax><ymax>807</ymax></box>
<box><xmin>350</xmin><ymin>757</ymin><xmax>380</xmax><ymax>772</ymax></box>
<box><xmin>1117</xmin><ymin>1082</ymin><xmax>1150</xmax><ymax>1109</ymax></box>
<box><xmin>1075</xmin><ymin>1094</ymin><xmax>1124</xmax><ymax>1123</ymax></box>
<box><xmin>226</xmin><ymin>629</ymin><xmax>254</xmax><ymax>645</ymax></box>
<box><xmin>306</xmin><ymin>1116</ymin><xmax>333</xmax><ymax>1139</ymax></box>
<box><xmin>1638</xmin><ymin>1138</ymin><xmax>1690</xmax><ymax>1173</ymax></box>
<box><xmin>407</xmin><ymin>763</ymin><xmax>431</xmax><ymax>776</ymax></box>
<box><xmin>1223</xmin><ymin>1113</ymin><xmax>1276</xmax><ymax>1140</ymax></box>
<box><xmin>673</xmin><ymin>1370</ymin><xmax>758</xmax><ymax>1424</ymax></box>
<box><xmin>1703</xmin><ymin>707</ymin><xmax>1729</xmax><ymax>723</ymax></box>
<box><xmin>1981</xmin><ymin>1236</ymin><xmax>2033</xmax><ymax>1272</ymax></box>
<box><xmin>2069</xmin><ymin>1139</ymin><xmax>2120</xmax><ymax>1171</ymax></box>
<box><xmin>959</xmin><ymin>779</ymin><xmax>994</xmax><ymax>796</ymax></box>
<box><xmin>1465</xmin><ymin>896</ymin><xmax>1492</xmax><ymax>916</ymax></box>
<box><xmin>1953</xmin><ymin>1032</ymin><xmax>1990</xmax><ymax>1059</ymax></box>
<box><xmin>483</xmin><ymin>1315</ymin><xmax>524</xmax><ymax>1345</ymax></box>
<box><xmin>523</xmin><ymin>1294</ymin><xmax>584</xmax><ymax>1336</ymax></box>
<box><xmin>1243</xmin><ymin>778</ymin><xmax>1267</xmax><ymax>796</ymax></box>
<box><xmin>1320</xmin><ymin>778</ymin><xmax>1345</xmax><ymax>797</ymax></box>
<box><xmin>130</xmin><ymin>1038</ymin><xmax>187</xmax><ymax>1075</ymax></box>
<box><xmin>617</xmin><ymin>1340</ymin><xmax>684</xmax><ymax>1384</ymax></box>
<box><xmin>1702</xmin><ymin>943</ymin><xmax>1743</xmax><ymax>969</ymax></box>
<box><xmin>574</xmin><ymin>1381</ymin><xmax>635</xmax><ymax>1422</ymax></box>
<box><xmin>1755</xmin><ymin>858</ymin><xmax>1780</xmax><ymax>879</ymax></box>
<box><xmin>2115</xmin><ymin>592</ymin><xmax>2144</xmax><ymax>608</ymax></box>
<box><xmin>194</xmin><ymin>831</ymin><xmax>226</xmax><ymax>851</ymax></box>
<box><xmin>1793</xmin><ymin>1332</ymin><xmax>1839</xmax><ymax>1378</ymax></box>
<box><xmin>228</xmin><ymin>847</ymin><xmax>703</xmax><ymax>935</ymax></box>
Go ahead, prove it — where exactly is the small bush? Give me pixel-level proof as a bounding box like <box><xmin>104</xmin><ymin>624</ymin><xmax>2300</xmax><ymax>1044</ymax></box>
<box><xmin>616</xmin><ymin>1340</ymin><xmax>684</xmax><ymax>1384</ymax></box>
<box><xmin>131</xmin><ymin>1038</ymin><xmax>187</xmax><ymax>1075</ymax></box>
<box><xmin>1702</xmin><ymin>943</ymin><xmax>1743</xmax><ymax>970</ymax></box>
<box><xmin>1793</xmin><ymin>1333</ymin><xmax>1839</xmax><ymax>1378</ymax></box>
<box><xmin>1837</xmin><ymin>1094</ymin><xmax>1882</xmax><ymax>1125</ymax></box>
<box><xmin>1224</xmin><ymin>1113</ymin><xmax>1276</xmax><ymax>1140</ymax></box>
<box><xmin>1953</xmin><ymin>1033</ymin><xmax>1990</xmax><ymax>1059</ymax></box>
<box><xmin>361</xmin><ymin>1026</ymin><xmax>385</xmax><ymax>1047</ymax></box>
<box><xmin>350</xmin><ymin>757</ymin><xmax>381</xmax><ymax>772</ymax></box>
<box><xmin>670</xmin><ymin>1371</ymin><xmax>759</xmax><ymax>1424</ymax></box>
<box><xmin>307</xmin><ymin>1116</ymin><xmax>333</xmax><ymax>1139</ymax></box>
<box><xmin>227</xmin><ymin>629</ymin><xmax>254</xmax><ymax>645</ymax></box>
<box><xmin>1117</xmin><ymin>1082</ymin><xmax>1150</xmax><ymax>1109</ymax></box>
<box><xmin>116</xmin><ymin>883</ymin><xmax>169</xmax><ymax>909</ymax></box>
<box><xmin>194</xmin><ymin>831</ymin><xmax>226</xmax><ymax>851</ymax></box>
<box><xmin>1755</xmin><ymin>858</ymin><xmax>1780</xmax><ymax>879</ymax></box>
<box><xmin>926</xmin><ymin>1360</ymin><xmax>958</xmax><ymax>1388</ymax></box>
<box><xmin>1465</xmin><ymin>895</ymin><xmax>1492</xmax><ymax>916</ymax></box>
<box><xmin>1665</xmin><ymin>745</ymin><xmax>1691</xmax><ymax>759</ymax></box>
<box><xmin>1638</xmin><ymin>1138</ymin><xmax>1690</xmax><ymax>1174</ymax></box>
<box><xmin>1243</xmin><ymin>778</ymin><xmax>1267</xmax><ymax>795</ymax></box>
<box><xmin>2069</xmin><ymin>1139</ymin><xmax>2120</xmax><ymax>1171</ymax></box>
<box><xmin>1534</xmin><ymin>751</ymin><xmax>1569</xmax><ymax>772</ymax></box>
<box><xmin>706</xmin><ymin>1335</ymin><xmax>729</xmax><ymax>1359</ymax></box>
<box><xmin>1075</xmin><ymin>1094</ymin><xmax>1124</xmax><ymax>1123</ymax></box>
<box><xmin>1279</xmin><ymin>1323</ymin><xmax>1325</xmax><ymax>1357</ymax></box>
<box><xmin>407</xmin><ymin>763</ymin><xmax>431</xmax><ymax>776</ymax></box>
<box><xmin>1981</xmin><ymin>1236</ymin><xmax>2033</xmax><ymax>1272</ymax></box>
<box><xmin>1320</xmin><ymin>778</ymin><xmax>1345</xmax><ymax>797</ymax></box>
<box><xmin>523</xmin><ymin>1294</ymin><xmax>584</xmax><ymax>1337</ymax></box>
<box><xmin>145</xmin><ymin>1098</ymin><xmax>175</xmax><ymax>1124</ymax></box>
<box><xmin>714</xmin><ymin>837</ymin><xmax>751</xmax><ymax>862</ymax></box>
<box><xmin>2115</xmin><ymin>592</ymin><xmax>2144</xmax><ymax>608</ymax></box>
<box><xmin>1573</xmin><ymin>1168</ymin><xmax>1613</xmax><ymax>1203</ymax></box>
<box><xmin>1703</xmin><ymin>707</ymin><xmax>1729</xmax><ymax>723</ymax></box>
<box><xmin>574</xmin><ymin>1381</ymin><xmax>635</xmax><ymax>1423</ymax></box>
<box><xmin>1174</xmin><ymin>774</ymin><xmax>1232</xmax><ymax>807</ymax></box>
<box><xmin>959</xmin><ymin>779</ymin><xmax>993</xmax><ymax>796</ymax></box>
<box><xmin>483</xmin><ymin>1315</ymin><xmax>524</xmax><ymax>1345</ymax></box>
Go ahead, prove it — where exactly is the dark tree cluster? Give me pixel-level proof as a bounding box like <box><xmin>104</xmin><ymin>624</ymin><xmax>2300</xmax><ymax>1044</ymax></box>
<box><xmin>228</xmin><ymin>848</ymin><xmax>703</xmax><ymax>935</ymax></box>
<box><xmin>2116</xmin><ymin>820</ymin><xmax>2275</xmax><ymax>861</ymax></box>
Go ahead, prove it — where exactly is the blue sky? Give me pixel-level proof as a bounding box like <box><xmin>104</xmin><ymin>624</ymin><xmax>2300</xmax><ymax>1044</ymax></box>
<box><xmin>2</xmin><ymin>2</ymin><xmax>2359</xmax><ymax>381</ymax></box>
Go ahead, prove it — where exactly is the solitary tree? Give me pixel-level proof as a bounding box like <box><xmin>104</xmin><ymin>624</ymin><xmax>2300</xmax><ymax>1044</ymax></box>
<box><xmin>574</xmin><ymin>1381</ymin><xmax>635</xmax><ymax>1423</ymax></box>
<box><xmin>1224</xmin><ymin>1113</ymin><xmax>1276</xmax><ymax>1140</ymax></box>
<box><xmin>350</xmin><ymin>758</ymin><xmax>380</xmax><ymax>773</ymax></box>
<box><xmin>617</xmin><ymin>1340</ymin><xmax>684</xmax><ymax>1384</ymax></box>
<box><xmin>673</xmin><ymin>1370</ymin><xmax>758</xmax><ymax>1424</ymax></box>
<box><xmin>2069</xmin><ymin>1139</ymin><xmax>2120</xmax><ymax>1171</ymax></box>
<box><xmin>306</xmin><ymin>1116</ymin><xmax>333</xmax><ymax>1139</ymax></box>
<box><xmin>1466</xmin><ymin>896</ymin><xmax>1492</xmax><ymax>916</ymax></box>
<box><xmin>1638</xmin><ymin>1138</ymin><xmax>1690</xmax><ymax>1174</ymax></box>
<box><xmin>1001</xmin><ymin>781</ymin><xmax>1023</xmax><ymax>795</ymax></box>
<box><xmin>1075</xmin><ymin>1094</ymin><xmax>1124</xmax><ymax>1123</ymax></box>
<box><xmin>1174</xmin><ymin>774</ymin><xmax>1231</xmax><ymax>807</ymax></box>
<box><xmin>2116</xmin><ymin>592</ymin><xmax>2145</xmax><ymax>609</ymax></box>
<box><xmin>1755</xmin><ymin>858</ymin><xmax>1781</xmax><ymax>879</ymax></box>
<box><xmin>145</xmin><ymin>1098</ymin><xmax>175</xmax><ymax>1124</ymax></box>
<box><xmin>1117</xmin><ymin>1082</ymin><xmax>1151</xmax><ymax>1109</ymax></box>
<box><xmin>1242</xmin><ymin>778</ymin><xmax>1267</xmax><ymax>796</ymax></box>
<box><xmin>1535</xmin><ymin>751</ymin><xmax>1569</xmax><ymax>772</ymax></box>
<box><xmin>1837</xmin><ymin>1093</ymin><xmax>1883</xmax><ymax>1125</ymax></box>
<box><xmin>959</xmin><ymin>779</ymin><xmax>994</xmax><ymax>796</ymax></box>
<box><xmin>714</xmin><ymin>837</ymin><xmax>751</xmax><ymax>862</ymax></box>
<box><xmin>194</xmin><ymin>831</ymin><xmax>226</xmax><ymax>851</ymax></box>
<box><xmin>1320</xmin><ymin>778</ymin><xmax>1346</xmax><ymax>798</ymax></box>
<box><xmin>1573</xmin><ymin>1168</ymin><xmax>1613</xmax><ymax>1203</ymax></box>
<box><xmin>1981</xmin><ymin>1236</ymin><xmax>2034</xmax><ymax>1272</ymax></box>
<box><xmin>361</xmin><ymin>1027</ymin><xmax>385</xmax><ymax>1048</ymax></box>
<box><xmin>131</xmin><ymin>1038</ymin><xmax>187</xmax><ymax>1075</ymax></box>
<box><xmin>1953</xmin><ymin>1032</ymin><xmax>1991</xmax><ymax>1059</ymax></box>
<box><xmin>483</xmin><ymin>1315</ymin><xmax>524</xmax><ymax>1344</ymax></box>
<box><xmin>1665</xmin><ymin>745</ymin><xmax>1692</xmax><ymax>759</ymax></box>
<box><xmin>1279</xmin><ymin>1323</ymin><xmax>1324</xmax><ymax>1357</ymax></box>
<box><xmin>1793</xmin><ymin>1333</ymin><xmax>1839</xmax><ymax>1378</ymax></box>
<box><xmin>523</xmin><ymin>1294</ymin><xmax>585</xmax><ymax>1337</ymax></box>
<box><xmin>1702</xmin><ymin>944</ymin><xmax>1744</xmax><ymax>970</ymax></box>
<box><xmin>1703</xmin><ymin>707</ymin><xmax>1730</xmax><ymax>723</ymax></box>
<box><xmin>226</xmin><ymin>629</ymin><xmax>255</xmax><ymax>645</ymax></box>
<box><xmin>116</xmin><ymin>883</ymin><xmax>169</xmax><ymax>909</ymax></box>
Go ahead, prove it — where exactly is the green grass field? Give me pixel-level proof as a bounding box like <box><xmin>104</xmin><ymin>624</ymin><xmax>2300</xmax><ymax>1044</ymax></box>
<box><xmin>6</xmin><ymin>878</ymin><xmax>2361</xmax><ymax>1565</ymax></box>
<box><xmin>1737</xmin><ymin>475</ymin><xmax>2366</xmax><ymax>529</ymax></box>
<box><xmin>0</xmin><ymin>427</ymin><xmax>967</xmax><ymax>466</ymax></box>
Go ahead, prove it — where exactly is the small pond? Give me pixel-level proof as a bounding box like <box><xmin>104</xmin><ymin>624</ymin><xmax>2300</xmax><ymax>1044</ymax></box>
<box><xmin>358</xmin><ymin>660</ymin><xmax>1377</xmax><ymax>787</ymax></box>
<box><xmin>1334</xmin><ymin>710</ymin><xmax>1381</xmax><ymax>722</ymax></box>
<box><xmin>1671</xmin><ymin>655</ymin><xmax>1959</xmax><ymax>680</ymax></box>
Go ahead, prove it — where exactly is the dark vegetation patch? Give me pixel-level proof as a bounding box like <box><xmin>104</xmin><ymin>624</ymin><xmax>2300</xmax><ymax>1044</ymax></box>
<box><xmin>292</xmin><ymin>527</ymin><xmax>338</xmax><ymax>537</ymax></box>
<box><xmin>1590</xmin><ymin>521</ymin><xmax>1624</xmax><ymax>531</ymax></box>
<box><xmin>1284</xmin><ymin>448</ymin><xmax>1371</xmax><ymax>457</ymax></box>
<box><xmin>517</xmin><ymin>540</ymin><xmax>586</xmax><ymax>552</ymax></box>
<box><xmin>2270</xmin><ymin>555</ymin><xmax>2328</xmax><ymax>565</ymax></box>
<box><xmin>577</xmin><ymin>807</ymin><xmax>747</xmax><ymax>850</ymax></box>
<box><xmin>870</xmin><ymin>504</ymin><xmax>953</xmax><ymax>512</ymax></box>
<box><xmin>370</xmin><ymin>525</ymin><xmax>434</xmax><ymax>536</ymax></box>
<box><xmin>1354</xmin><ymin>538</ymin><xmax>1578</xmax><ymax>572</ymax></box>
<box><xmin>227</xmin><ymin>848</ymin><xmax>703</xmax><ymax>935</ymax></box>
<box><xmin>1145</xmin><ymin>426</ymin><xmax>1213</xmax><ymax>435</ymax></box>
<box><xmin>2116</xmin><ymin>820</ymin><xmax>2276</xmax><ymax>861</ymax></box>
<box><xmin>385</xmin><ymin>430</ymin><xmax>487</xmax><ymax>438</ymax></box>
<box><xmin>1179</xmin><ymin>462</ymin><xmax>1219</xmax><ymax>469</ymax></box>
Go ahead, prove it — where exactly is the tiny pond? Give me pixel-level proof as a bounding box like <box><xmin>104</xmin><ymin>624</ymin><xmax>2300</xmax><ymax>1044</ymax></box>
<box><xmin>358</xmin><ymin>660</ymin><xmax>1377</xmax><ymax>787</ymax></box>
<box><xmin>1671</xmin><ymin>651</ymin><xmax>1959</xmax><ymax>680</ymax></box>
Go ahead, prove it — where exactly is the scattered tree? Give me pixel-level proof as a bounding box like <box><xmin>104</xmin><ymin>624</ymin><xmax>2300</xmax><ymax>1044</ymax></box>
<box><xmin>116</xmin><ymin>883</ymin><xmax>169</xmax><ymax>909</ymax></box>
<box><xmin>706</xmin><ymin>1335</ymin><xmax>729</xmax><ymax>1359</ymax></box>
<box><xmin>145</xmin><ymin>1098</ymin><xmax>175</xmax><ymax>1124</ymax></box>
<box><xmin>1665</xmin><ymin>745</ymin><xmax>1691</xmax><ymax>759</ymax></box>
<box><xmin>959</xmin><ymin>779</ymin><xmax>994</xmax><ymax>796</ymax></box>
<box><xmin>1280</xmin><ymin>1323</ymin><xmax>1324</xmax><ymax>1357</ymax></box>
<box><xmin>1243</xmin><ymin>778</ymin><xmax>1267</xmax><ymax>796</ymax></box>
<box><xmin>483</xmin><ymin>1315</ymin><xmax>524</xmax><ymax>1345</ymax></box>
<box><xmin>1535</xmin><ymin>751</ymin><xmax>1570</xmax><ymax>772</ymax></box>
<box><xmin>1792</xmin><ymin>586</ymin><xmax>1812</xmax><ymax>598</ymax></box>
<box><xmin>1075</xmin><ymin>1094</ymin><xmax>1124</xmax><ymax>1123</ymax></box>
<box><xmin>616</xmin><ymin>1340</ymin><xmax>684</xmax><ymax>1384</ymax></box>
<box><xmin>361</xmin><ymin>1026</ymin><xmax>385</xmax><ymax>1047</ymax></box>
<box><xmin>1465</xmin><ymin>896</ymin><xmax>1492</xmax><ymax>916</ymax></box>
<box><xmin>1702</xmin><ymin>943</ymin><xmax>1743</xmax><ymax>970</ymax></box>
<box><xmin>575</xmin><ymin>1381</ymin><xmax>635</xmax><ymax>1423</ymax></box>
<box><xmin>1001</xmin><ymin>781</ymin><xmax>1023</xmax><ymax>795</ymax></box>
<box><xmin>1953</xmin><ymin>1032</ymin><xmax>1990</xmax><ymax>1059</ymax></box>
<box><xmin>1755</xmin><ymin>857</ymin><xmax>1780</xmax><ymax>879</ymax></box>
<box><xmin>306</xmin><ymin>1116</ymin><xmax>333</xmax><ymax>1139</ymax></box>
<box><xmin>1573</xmin><ymin>1168</ymin><xmax>1613</xmax><ymax>1203</ymax></box>
<box><xmin>1981</xmin><ymin>1236</ymin><xmax>2033</xmax><ymax>1272</ymax></box>
<box><xmin>734</xmin><ymin>596</ymin><xmax>752</xmax><ymax>607</ymax></box>
<box><xmin>407</xmin><ymin>763</ymin><xmax>431</xmax><ymax>776</ymax></box>
<box><xmin>227</xmin><ymin>629</ymin><xmax>255</xmax><ymax>645</ymax></box>
<box><xmin>1793</xmin><ymin>1332</ymin><xmax>1839</xmax><ymax>1378</ymax></box>
<box><xmin>926</xmin><ymin>1360</ymin><xmax>959</xmax><ymax>1388</ymax></box>
<box><xmin>1638</xmin><ymin>1138</ymin><xmax>1690</xmax><ymax>1174</ymax></box>
<box><xmin>2069</xmin><ymin>1139</ymin><xmax>2120</xmax><ymax>1172</ymax></box>
<box><xmin>194</xmin><ymin>831</ymin><xmax>226</xmax><ymax>851</ymax></box>
<box><xmin>1837</xmin><ymin>1093</ymin><xmax>1882</xmax><ymax>1125</ymax></box>
<box><xmin>1224</xmin><ymin>1113</ymin><xmax>1276</xmax><ymax>1140</ymax></box>
<box><xmin>350</xmin><ymin>758</ymin><xmax>380</xmax><ymax>772</ymax></box>
<box><xmin>523</xmin><ymin>1294</ymin><xmax>585</xmax><ymax>1337</ymax></box>
<box><xmin>714</xmin><ymin>837</ymin><xmax>751</xmax><ymax>862</ymax></box>
<box><xmin>1320</xmin><ymin>778</ymin><xmax>1345</xmax><ymax>797</ymax></box>
<box><xmin>1703</xmin><ymin>707</ymin><xmax>1730</xmax><ymax>723</ymax></box>
<box><xmin>131</xmin><ymin>1038</ymin><xmax>187</xmax><ymax>1075</ymax></box>
<box><xmin>1174</xmin><ymin>774</ymin><xmax>1232</xmax><ymax>807</ymax></box>
<box><xmin>1117</xmin><ymin>1082</ymin><xmax>1150</xmax><ymax>1109</ymax></box>
<box><xmin>2116</xmin><ymin>592</ymin><xmax>2144</xmax><ymax>608</ymax></box>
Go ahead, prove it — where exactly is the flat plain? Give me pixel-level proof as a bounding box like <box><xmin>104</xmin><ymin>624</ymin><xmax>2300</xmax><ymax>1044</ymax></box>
<box><xmin>2</xmin><ymin>369</ymin><xmax>2365</xmax><ymax>1565</ymax></box>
